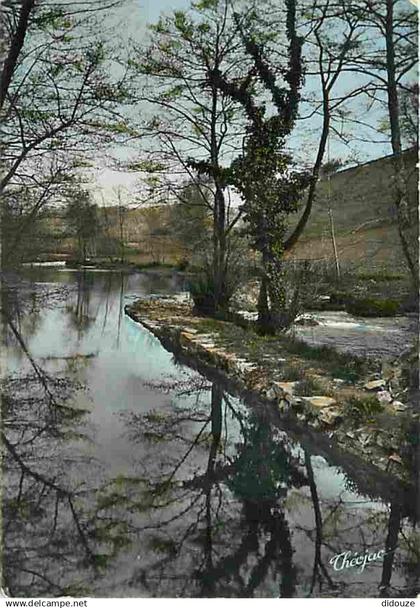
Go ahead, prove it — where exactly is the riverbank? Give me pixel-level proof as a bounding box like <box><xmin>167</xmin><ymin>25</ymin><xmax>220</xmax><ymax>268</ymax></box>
<box><xmin>4</xmin><ymin>267</ymin><xmax>419</xmax><ymax>596</ymax></box>
<box><xmin>125</xmin><ymin>296</ymin><xmax>418</xmax><ymax>485</ymax></box>
<box><xmin>21</xmin><ymin>258</ymin><xmax>188</xmax><ymax>277</ymax></box>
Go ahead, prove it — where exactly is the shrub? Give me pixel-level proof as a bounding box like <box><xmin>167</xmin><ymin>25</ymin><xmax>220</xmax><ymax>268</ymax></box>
<box><xmin>188</xmin><ymin>274</ymin><xmax>227</xmax><ymax>314</ymax></box>
<box><xmin>345</xmin><ymin>395</ymin><xmax>383</xmax><ymax>423</ymax></box>
<box><xmin>280</xmin><ymin>363</ymin><xmax>306</xmax><ymax>381</ymax></box>
<box><xmin>176</xmin><ymin>257</ymin><xmax>189</xmax><ymax>271</ymax></box>
<box><xmin>345</xmin><ymin>297</ymin><xmax>399</xmax><ymax>317</ymax></box>
<box><xmin>189</xmin><ymin>260</ymin><xmax>246</xmax><ymax>315</ymax></box>
<box><xmin>330</xmin><ymin>290</ymin><xmax>351</xmax><ymax>307</ymax></box>
<box><xmin>356</xmin><ymin>271</ymin><xmax>405</xmax><ymax>282</ymax></box>
<box><xmin>279</xmin><ymin>336</ymin><xmax>371</xmax><ymax>382</ymax></box>
<box><xmin>294</xmin><ymin>376</ymin><xmax>326</xmax><ymax>396</ymax></box>
<box><xmin>189</xmin><ymin>275</ymin><xmax>214</xmax><ymax>313</ymax></box>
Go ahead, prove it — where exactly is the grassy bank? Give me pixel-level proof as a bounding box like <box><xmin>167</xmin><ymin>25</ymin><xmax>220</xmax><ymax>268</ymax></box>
<box><xmin>125</xmin><ymin>297</ymin><xmax>418</xmax><ymax>484</ymax></box>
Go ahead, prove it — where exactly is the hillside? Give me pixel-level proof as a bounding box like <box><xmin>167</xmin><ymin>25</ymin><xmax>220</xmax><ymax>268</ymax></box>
<box><xmin>21</xmin><ymin>149</ymin><xmax>418</xmax><ymax>276</ymax></box>
<box><xmin>286</xmin><ymin>148</ymin><xmax>418</xmax><ymax>275</ymax></box>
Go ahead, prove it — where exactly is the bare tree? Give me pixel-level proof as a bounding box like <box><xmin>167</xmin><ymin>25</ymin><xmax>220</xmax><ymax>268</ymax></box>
<box><xmin>303</xmin><ymin>0</ymin><xmax>418</xmax><ymax>287</ymax></box>
<box><xmin>128</xmin><ymin>1</ymin><xmax>248</xmax><ymax>312</ymax></box>
<box><xmin>285</xmin><ymin>0</ymin><xmax>369</xmax><ymax>251</ymax></box>
<box><xmin>0</xmin><ymin>0</ymin><xmax>134</xmax><ymax>265</ymax></box>
<box><xmin>114</xmin><ymin>186</ymin><xmax>129</xmax><ymax>264</ymax></box>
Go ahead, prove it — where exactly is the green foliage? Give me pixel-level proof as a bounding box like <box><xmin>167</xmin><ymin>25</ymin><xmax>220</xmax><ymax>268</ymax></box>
<box><xmin>229</xmin><ymin>413</ymin><xmax>304</xmax><ymax>502</ymax></box>
<box><xmin>345</xmin><ymin>297</ymin><xmax>399</xmax><ymax>317</ymax></box>
<box><xmin>279</xmin><ymin>336</ymin><xmax>371</xmax><ymax>382</ymax></box>
<box><xmin>294</xmin><ymin>376</ymin><xmax>325</xmax><ymax>396</ymax></box>
<box><xmin>189</xmin><ymin>274</ymin><xmax>220</xmax><ymax>314</ymax></box>
<box><xmin>202</xmin><ymin>0</ymin><xmax>308</xmax><ymax>332</ymax></box>
<box><xmin>280</xmin><ymin>363</ymin><xmax>306</xmax><ymax>381</ymax></box>
<box><xmin>65</xmin><ymin>190</ymin><xmax>99</xmax><ymax>262</ymax></box>
<box><xmin>344</xmin><ymin>395</ymin><xmax>384</xmax><ymax>423</ymax></box>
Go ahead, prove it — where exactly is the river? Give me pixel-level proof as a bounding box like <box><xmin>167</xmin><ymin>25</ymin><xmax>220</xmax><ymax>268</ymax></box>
<box><xmin>1</xmin><ymin>268</ymin><xmax>418</xmax><ymax>598</ymax></box>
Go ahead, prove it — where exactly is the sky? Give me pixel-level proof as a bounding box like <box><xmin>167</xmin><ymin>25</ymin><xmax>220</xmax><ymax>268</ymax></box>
<box><xmin>92</xmin><ymin>0</ymin><xmax>190</xmax><ymax>205</ymax></box>
<box><xmin>91</xmin><ymin>0</ymin><xmax>415</xmax><ymax>207</ymax></box>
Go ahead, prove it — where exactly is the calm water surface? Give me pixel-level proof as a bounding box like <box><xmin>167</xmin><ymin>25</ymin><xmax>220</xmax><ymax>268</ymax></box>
<box><xmin>2</xmin><ymin>269</ymin><xmax>419</xmax><ymax>598</ymax></box>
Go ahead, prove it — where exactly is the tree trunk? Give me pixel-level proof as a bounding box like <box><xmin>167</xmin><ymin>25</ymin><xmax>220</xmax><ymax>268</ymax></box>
<box><xmin>257</xmin><ymin>272</ymin><xmax>271</xmax><ymax>333</ymax></box>
<box><xmin>266</xmin><ymin>258</ymin><xmax>288</xmax><ymax>330</ymax></box>
<box><xmin>212</xmin><ymin>184</ymin><xmax>227</xmax><ymax>312</ymax></box>
<box><xmin>328</xmin><ymin>206</ymin><xmax>340</xmax><ymax>282</ymax></box>
<box><xmin>384</xmin><ymin>0</ymin><xmax>418</xmax><ymax>290</ymax></box>
<box><xmin>379</xmin><ymin>500</ymin><xmax>401</xmax><ymax>595</ymax></box>
<box><xmin>0</xmin><ymin>0</ymin><xmax>36</xmax><ymax>112</ymax></box>
<box><xmin>209</xmin><ymin>60</ymin><xmax>229</xmax><ymax>314</ymax></box>
<box><xmin>119</xmin><ymin>209</ymin><xmax>125</xmax><ymax>264</ymax></box>
<box><xmin>257</xmin><ymin>250</ymin><xmax>288</xmax><ymax>335</ymax></box>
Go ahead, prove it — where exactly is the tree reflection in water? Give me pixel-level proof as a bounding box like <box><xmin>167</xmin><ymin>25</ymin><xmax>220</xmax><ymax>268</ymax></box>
<box><xmin>2</xmin><ymin>309</ymin><xmax>133</xmax><ymax>596</ymax></box>
<box><xmin>1</xmin><ymin>271</ymin><xmax>419</xmax><ymax>598</ymax></box>
<box><xmin>65</xmin><ymin>272</ymin><xmax>95</xmax><ymax>339</ymax></box>
<box><xmin>116</xmin><ymin>373</ymin><xmax>418</xmax><ymax>598</ymax></box>
<box><xmin>114</xmin><ymin>375</ymin><xmax>300</xmax><ymax>597</ymax></box>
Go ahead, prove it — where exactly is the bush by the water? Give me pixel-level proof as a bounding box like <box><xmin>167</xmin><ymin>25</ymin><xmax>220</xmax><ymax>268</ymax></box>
<box><xmin>345</xmin><ymin>395</ymin><xmax>384</xmax><ymax>423</ymax></box>
<box><xmin>189</xmin><ymin>275</ymin><xmax>217</xmax><ymax>313</ymax></box>
<box><xmin>189</xmin><ymin>274</ymin><xmax>236</xmax><ymax>314</ymax></box>
<box><xmin>345</xmin><ymin>297</ymin><xmax>399</xmax><ymax>317</ymax></box>
<box><xmin>189</xmin><ymin>261</ymin><xmax>247</xmax><ymax>314</ymax></box>
<box><xmin>294</xmin><ymin>376</ymin><xmax>326</xmax><ymax>396</ymax></box>
<box><xmin>176</xmin><ymin>257</ymin><xmax>189</xmax><ymax>271</ymax></box>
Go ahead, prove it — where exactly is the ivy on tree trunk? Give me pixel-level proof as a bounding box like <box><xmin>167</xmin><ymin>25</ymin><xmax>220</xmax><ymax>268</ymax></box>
<box><xmin>209</xmin><ymin>0</ymin><xmax>309</xmax><ymax>333</ymax></box>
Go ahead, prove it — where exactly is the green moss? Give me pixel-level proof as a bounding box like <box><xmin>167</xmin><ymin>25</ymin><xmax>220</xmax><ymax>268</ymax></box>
<box><xmin>345</xmin><ymin>297</ymin><xmax>399</xmax><ymax>317</ymax></box>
